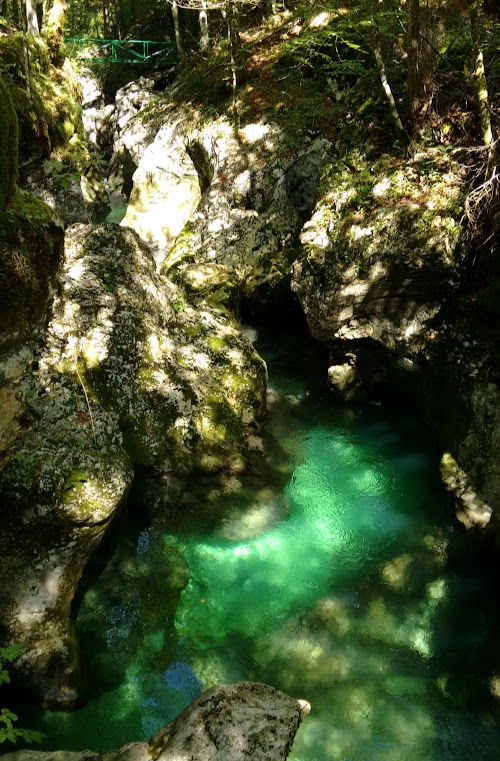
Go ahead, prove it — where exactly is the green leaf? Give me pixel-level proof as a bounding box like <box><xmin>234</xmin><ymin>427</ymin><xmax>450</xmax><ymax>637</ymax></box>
<box><xmin>0</xmin><ymin>643</ymin><xmax>23</xmax><ymax>662</ymax></box>
<box><xmin>2</xmin><ymin>709</ymin><xmax>18</xmax><ymax>721</ymax></box>
<box><xmin>21</xmin><ymin>729</ymin><xmax>44</xmax><ymax>743</ymax></box>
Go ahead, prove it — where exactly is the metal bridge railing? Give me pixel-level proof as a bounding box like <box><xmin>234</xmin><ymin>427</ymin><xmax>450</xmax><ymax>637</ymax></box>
<box><xmin>64</xmin><ymin>38</ymin><xmax>178</xmax><ymax>65</ymax></box>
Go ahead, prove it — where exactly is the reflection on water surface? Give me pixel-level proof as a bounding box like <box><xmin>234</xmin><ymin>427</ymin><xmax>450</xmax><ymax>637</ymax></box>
<box><xmin>26</xmin><ymin>329</ymin><xmax>500</xmax><ymax>760</ymax></box>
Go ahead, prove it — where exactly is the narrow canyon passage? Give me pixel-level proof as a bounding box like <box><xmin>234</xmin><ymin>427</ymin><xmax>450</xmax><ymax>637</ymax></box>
<box><xmin>19</xmin><ymin>328</ymin><xmax>500</xmax><ymax>761</ymax></box>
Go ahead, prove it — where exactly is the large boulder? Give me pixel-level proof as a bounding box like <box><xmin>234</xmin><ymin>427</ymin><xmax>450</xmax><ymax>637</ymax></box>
<box><xmin>53</xmin><ymin>224</ymin><xmax>267</xmax><ymax>474</ymax></box>
<box><xmin>79</xmin><ymin>68</ymin><xmax>115</xmax><ymax>154</ymax></box>
<box><xmin>0</xmin><ymin>219</ymin><xmax>267</xmax><ymax>707</ymax></box>
<box><xmin>165</xmin><ymin>122</ymin><xmax>331</xmax><ymax>317</ymax></box>
<box><xmin>107</xmin><ymin>90</ymin><xmax>332</xmax><ymax>317</ymax></box>
<box><xmin>164</xmin><ymin>121</ymin><xmax>331</xmax><ymax>318</ymax></box>
<box><xmin>292</xmin><ymin>151</ymin><xmax>462</xmax><ymax>372</ymax></box>
<box><xmin>2</xmin><ymin>682</ymin><xmax>310</xmax><ymax>761</ymax></box>
<box><xmin>121</xmin><ymin>112</ymin><xmax>202</xmax><ymax>264</ymax></box>
<box><xmin>20</xmin><ymin>165</ymin><xmax>95</xmax><ymax>226</ymax></box>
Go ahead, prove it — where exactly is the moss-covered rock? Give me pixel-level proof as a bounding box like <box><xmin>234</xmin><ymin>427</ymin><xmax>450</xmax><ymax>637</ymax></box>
<box><xmin>291</xmin><ymin>149</ymin><xmax>464</xmax><ymax>402</ymax></box>
<box><xmin>0</xmin><ymin>190</ymin><xmax>63</xmax><ymax>383</ymax></box>
<box><xmin>0</xmin><ymin>33</ymin><xmax>85</xmax><ymax>164</ymax></box>
<box><xmin>0</xmin><ymin>370</ymin><xmax>132</xmax><ymax>708</ymax></box>
<box><xmin>0</xmin><ymin>76</ymin><xmax>18</xmax><ymax>210</ymax></box>
<box><xmin>46</xmin><ymin>224</ymin><xmax>267</xmax><ymax>474</ymax></box>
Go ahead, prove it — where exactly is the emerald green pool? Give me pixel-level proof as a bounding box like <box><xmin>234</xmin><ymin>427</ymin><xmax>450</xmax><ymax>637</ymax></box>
<box><xmin>26</xmin><ymin>329</ymin><xmax>500</xmax><ymax>760</ymax></box>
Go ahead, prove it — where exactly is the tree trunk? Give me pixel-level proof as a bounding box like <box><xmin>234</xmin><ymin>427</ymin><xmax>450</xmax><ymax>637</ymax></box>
<box><xmin>43</xmin><ymin>0</ymin><xmax>68</xmax><ymax>61</ymax></box>
<box><xmin>11</xmin><ymin>0</ymin><xmax>20</xmax><ymax>25</ymax></box>
<box><xmin>199</xmin><ymin>0</ymin><xmax>209</xmax><ymax>54</ymax></box>
<box><xmin>372</xmin><ymin>36</ymin><xmax>408</xmax><ymax>143</ymax></box>
<box><xmin>407</xmin><ymin>0</ymin><xmax>421</xmax><ymax>125</ymax></box>
<box><xmin>25</xmin><ymin>0</ymin><xmax>40</xmax><ymax>34</ymax></box>
<box><xmin>226</xmin><ymin>0</ymin><xmax>239</xmax><ymax>116</ymax></box>
<box><xmin>103</xmin><ymin>0</ymin><xmax>109</xmax><ymax>37</ymax></box>
<box><xmin>171</xmin><ymin>0</ymin><xmax>184</xmax><ymax>62</ymax></box>
<box><xmin>20</xmin><ymin>0</ymin><xmax>31</xmax><ymax>94</ymax></box>
<box><xmin>469</xmin><ymin>0</ymin><xmax>492</xmax><ymax>147</ymax></box>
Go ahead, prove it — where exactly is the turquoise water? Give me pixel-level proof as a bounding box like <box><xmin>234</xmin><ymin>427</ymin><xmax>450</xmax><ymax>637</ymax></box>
<box><xmin>24</xmin><ymin>330</ymin><xmax>500</xmax><ymax>759</ymax></box>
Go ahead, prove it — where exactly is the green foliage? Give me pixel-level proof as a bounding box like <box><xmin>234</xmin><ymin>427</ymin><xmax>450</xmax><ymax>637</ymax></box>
<box><xmin>66</xmin><ymin>0</ymin><xmax>171</xmax><ymax>42</ymax></box>
<box><xmin>0</xmin><ymin>190</ymin><xmax>62</xmax><ymax>337</ymax></box>
<box><xmin>43</xmin><ymin>158</ymin><xmax>81</xmax><ymax>188</ymax></box>
<box><xmin>0</xmin><ymin>76</ymin><xmax>18</xmax><ymax>210</ymax></box>
<box><xmin>0</xmin><ymin>645</ymin><xmax>44</xmax><ymax>746</ymax></box>
<box><xmin>0</xmin><ymin>32</ymin><xmax>87</xmax><ymax>166</ymax></box>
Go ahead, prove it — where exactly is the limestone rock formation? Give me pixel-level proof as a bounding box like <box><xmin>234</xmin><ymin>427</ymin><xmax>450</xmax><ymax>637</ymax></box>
<box><xmin>56</xmin><ymin>224</ymin><xmax>267</xmax><ymax>473</ymax></box>
<box><xmin>122</xmin><ymin>114</ymin><xmax>202</xmax><ymax>264</ymax></box>
<box><xmin>0</xmin><ymin>366</ymin><xmax>133</xmax><ymax>708</ymax></box>
<box><xmin>292</xmin><ymin>152</ymin><xmax>462</xmax><ymax>368</ymax></box>
<box><xmin>2</xmin><ymin>682</ymin><xmax>310</xmax><ymax>761</ymax></box>
<box><xmin>290</xmin><ymin>149</ymin><xmax>500</xmax><ymax>523</ymax></box>
<box><xmin>21</xmin><ymin>165</ymin><xmax>94</xmax><ymax>226</ymax></box>
<box><xmin>107</xmin><ymin>88</ymin><xmax>331</xmax><ymax>317</ymax></box>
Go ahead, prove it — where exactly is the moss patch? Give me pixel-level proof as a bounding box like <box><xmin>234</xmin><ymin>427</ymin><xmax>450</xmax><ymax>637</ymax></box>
<box><xmin>0</xmin><ymin>190</ymin><xmax>63</xmax><ymax>352</ymax></box>
<box><xmin>300</xmin><ymin>149</ymin><xmax>464</xmax><ymax>275</ymax></box>
<box><xmin>0</xmin><ymin>33</ymin><xmax>88</xmax><ymax>169</ymax></box>
<box><xmin>0</xmin><ymin>76</ymin><xmax>18</xmax><ymax>210</ymax></box>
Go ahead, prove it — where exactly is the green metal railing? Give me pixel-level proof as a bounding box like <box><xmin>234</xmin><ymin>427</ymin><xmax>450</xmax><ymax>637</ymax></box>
<box><xmin>64</xmin><ymin>38</ymin><xmax>178</xmax><ymax>65</ymax></box>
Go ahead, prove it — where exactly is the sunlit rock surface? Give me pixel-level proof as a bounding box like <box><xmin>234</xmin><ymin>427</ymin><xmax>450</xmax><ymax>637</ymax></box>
<box><xmin>21</xmin><ymin>165</ymin><xmax>92</xmax><ymax>226</ymax></box>
<box><xmin>292</xmin><ymin>152</ymin><xmax>462</xmax><ymax>357</ymax></box>
<box><xmin>54</xmin><ymin>224</ymin><xmax>266</xmax><ymax>472</ymax></box>
<box><xmin>2</xmin><ymin>683</ymin><xmax>309</xmax><ymax>761</ymax></box>
<box><xmin>143</xmin><ymin>682</ymin><xmax>310</xmax><ymax>761</ymax></box>
<box><xmin>80</xmin><ymin>68</ymin><xmax>115</xmax><ymax>154</ymax></box>
<box><xmin>165</xmin><ymin>124</ymin><xmax>331</xmax><ymax>318</ymax></box>
<box><xmin>107</xmin><ymin>88</ymin><xmax>331</xmax><ymax>313</ymax></box>
<box><xmin>122</xmin><ymin>114</ymin><xmax>201</xmax><ymax>264</ymax></box>
<box><xmin>0</xmin><ymin>218</ymin><xmax>266</xmax><ymax>708</ymax></box>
